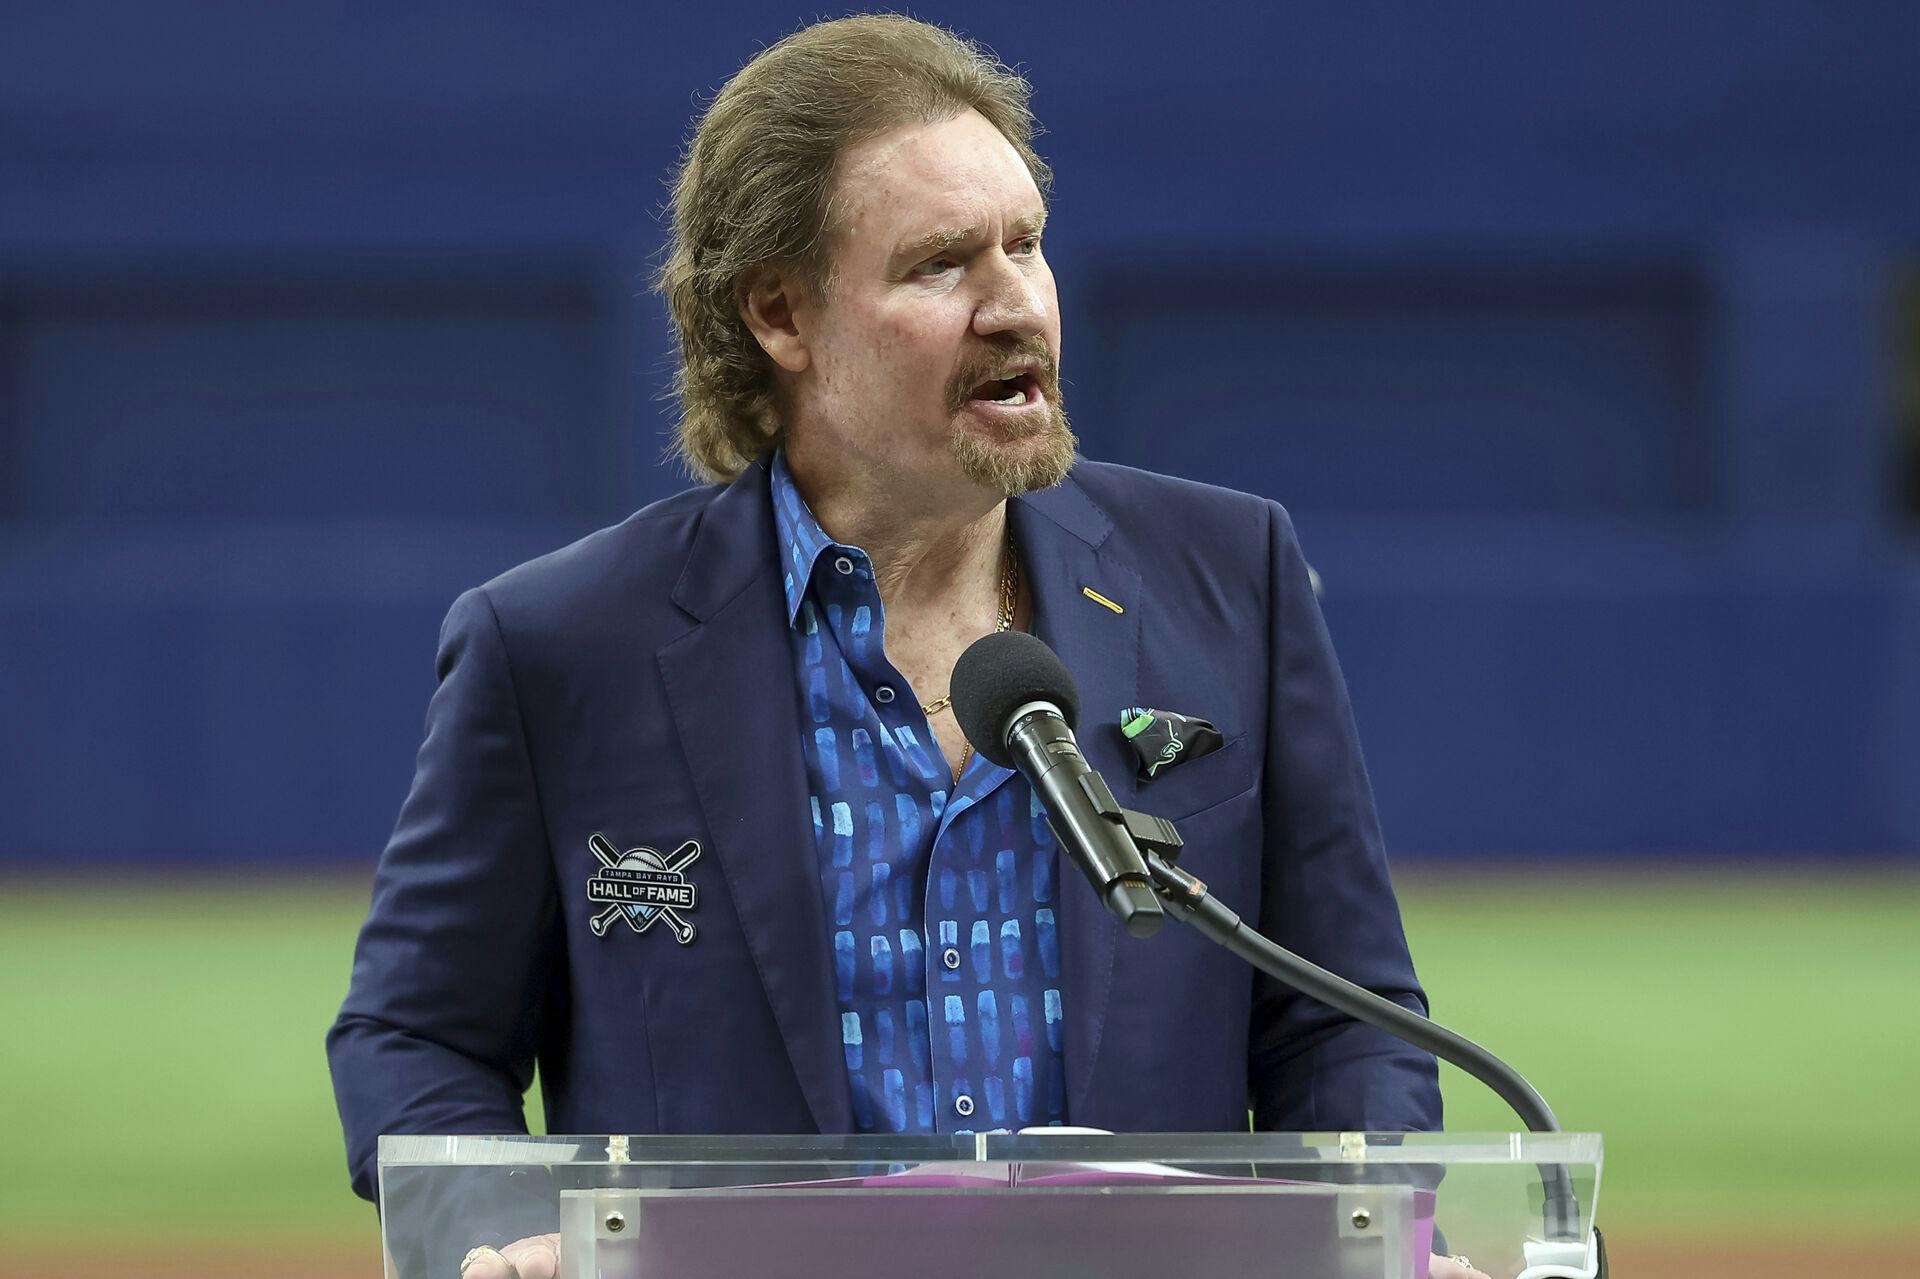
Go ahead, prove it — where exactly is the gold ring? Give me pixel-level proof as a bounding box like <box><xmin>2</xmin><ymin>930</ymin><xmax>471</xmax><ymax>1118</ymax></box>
<box><xmin>460</xmin><ymin>1246</ymin><xmax>517</xmax><ymax>1278</ymax></box>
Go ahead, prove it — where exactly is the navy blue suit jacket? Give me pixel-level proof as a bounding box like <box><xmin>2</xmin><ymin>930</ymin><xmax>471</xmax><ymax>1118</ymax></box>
<box><xmin>328</xmin><ymin>458</ymin><xmax>1441</xmax><ymax>1203</ymax></box>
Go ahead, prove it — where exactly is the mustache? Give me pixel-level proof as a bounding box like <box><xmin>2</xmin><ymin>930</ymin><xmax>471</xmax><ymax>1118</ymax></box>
<box><xmin>945</xmin><ymin>341</ymin><xmax>1061</xmax><ymax>415</ymax></box>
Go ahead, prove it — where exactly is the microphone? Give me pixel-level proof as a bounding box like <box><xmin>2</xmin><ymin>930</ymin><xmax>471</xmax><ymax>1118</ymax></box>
<box><xmin>952</xmin><ymin>634</ymin><xmax>1596</xmax><ymax>1262</ymax></box>
<box><xmin>952</xmin><ymin>631</ymin><xmax>1165</xmax><ymax>937</ymax></box>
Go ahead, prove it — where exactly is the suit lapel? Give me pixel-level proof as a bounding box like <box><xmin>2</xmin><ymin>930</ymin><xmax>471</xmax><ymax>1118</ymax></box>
<box><xmin>657</xmin><ymin>463</ymin><xmax>852</xmax><ymax>1135</ymax></box>
<box><xmin>1010</xmin><ymin>472</ymin><xmax>1142</xmax><ymax>1124</ymax></box>
<box><xmin>654</xmin><ymin>462</ymin><xmax>1144</xmax><ymax>1134</ymax></box>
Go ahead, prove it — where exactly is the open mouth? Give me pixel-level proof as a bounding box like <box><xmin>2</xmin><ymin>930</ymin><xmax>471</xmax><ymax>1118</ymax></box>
<box><xmin>967</xmin><ymin>371</ymin><xmax>1040</xmax><ymax>406</ymax></box>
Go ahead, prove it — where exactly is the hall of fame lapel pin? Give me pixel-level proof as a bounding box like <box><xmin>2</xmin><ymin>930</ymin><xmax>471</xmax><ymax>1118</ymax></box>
<box><xmin>585</xmin><ymin>832</ymin><xmax>700</xmax><ymax>944</ymax></box>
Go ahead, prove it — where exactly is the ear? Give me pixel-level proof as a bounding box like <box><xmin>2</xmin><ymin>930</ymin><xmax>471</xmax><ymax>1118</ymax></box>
<box><xmin>738</xmin><ymin>266</ymin><xmax>811</xmax><ymax>375</ymax></box>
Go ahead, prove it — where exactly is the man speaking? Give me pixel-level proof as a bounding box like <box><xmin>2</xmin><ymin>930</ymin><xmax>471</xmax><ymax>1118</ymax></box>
<box><xmin>330</xmin><ymin>13</ymin><xmax>1463</xmax><ymax>1277</ymax></box>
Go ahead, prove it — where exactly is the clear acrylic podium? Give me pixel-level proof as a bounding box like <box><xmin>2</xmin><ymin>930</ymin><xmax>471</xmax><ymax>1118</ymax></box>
<box><xmin>378</xmin><ymin>1131</ymin><xmax>1601</xmax><ymax>1279</ymax></box>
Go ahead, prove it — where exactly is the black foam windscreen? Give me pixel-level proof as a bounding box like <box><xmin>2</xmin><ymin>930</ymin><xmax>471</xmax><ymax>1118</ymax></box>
<box><xmin>951</xmin><ymin>630</ymin><xmax>1081</xmax><ymax>769</ymax></box>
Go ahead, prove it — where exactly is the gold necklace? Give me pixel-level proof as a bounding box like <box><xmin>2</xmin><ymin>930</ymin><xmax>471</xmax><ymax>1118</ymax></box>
<box><xmin>922</xmin><ymin>538</ymin><xmax>1019</xmax><ymax>778</ymax></box>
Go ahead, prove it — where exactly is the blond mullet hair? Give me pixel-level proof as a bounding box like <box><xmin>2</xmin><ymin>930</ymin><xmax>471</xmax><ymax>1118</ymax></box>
<box><xmin>655</xmin><ymin>14</ymin><xmax>1053</xmax><ymax>481</ymax></box>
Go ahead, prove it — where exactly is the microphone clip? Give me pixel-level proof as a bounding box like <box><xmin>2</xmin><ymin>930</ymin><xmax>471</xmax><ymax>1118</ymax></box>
<box><xmin>1074</xmin><ymin>769</ymin><xmax>1186</xmax><ymax>863</ymax></box>
<box><xmin>1070</xmin><ymin>770</ymin><xmax>1185</xmax><ymax>937</ymax></box>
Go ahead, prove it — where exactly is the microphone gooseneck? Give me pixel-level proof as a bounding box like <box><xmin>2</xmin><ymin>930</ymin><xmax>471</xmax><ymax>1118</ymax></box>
<box><xmin>950</xmin><ymin>630</ymin><xmax>1589</xmax><ymax>1251</ymax></box>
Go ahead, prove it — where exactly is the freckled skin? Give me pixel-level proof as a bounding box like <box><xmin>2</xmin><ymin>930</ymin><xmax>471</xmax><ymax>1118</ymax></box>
<box><xmin>786</xmin><ymin>108</ymin><xmax>1064</xmax><ymax>505</ymax></box>
<box><xmin>741</xmin><ymin>108</ymin><xmax>1069</xmax><ymax>776</ymax></box>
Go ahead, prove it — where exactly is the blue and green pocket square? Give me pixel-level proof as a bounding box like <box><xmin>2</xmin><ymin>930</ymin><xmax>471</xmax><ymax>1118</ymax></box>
<box><xmin>1119</xmin><ymin>706</ymin><xmax>1225</xmax><ymax>783</ymax></box>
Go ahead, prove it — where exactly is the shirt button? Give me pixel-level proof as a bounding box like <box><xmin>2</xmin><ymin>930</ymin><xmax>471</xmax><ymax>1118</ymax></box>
<box><xmin>954</xmin><ymin>1094</ymin><xmax>975</xmax><ymax>1118</ymax></box>
<box><xmin>942</xmin><ymin>947</ymin><xmax>962</xmax><ymax>970</ymax></box>
<box><xmin>833</xmin><ymin>555</ymin><xmax>856</xmax><ymax>576</ymax></box>
<box><xmin>875</xmin><ymin>685</ymin><xmax>896</xmax><ymax>704</ymax></box>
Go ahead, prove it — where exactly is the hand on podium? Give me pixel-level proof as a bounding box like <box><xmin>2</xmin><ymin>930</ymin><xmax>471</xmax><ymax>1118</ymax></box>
<box><xmin>1430</xmin><ymin>1255</ymin><xmax>1490</xmax><ymax>1278</ymax></box>
<box><xmin>459</xmin><ymin>1234</ymin><xmax>561</xmax><ymax>1279</ymax></box>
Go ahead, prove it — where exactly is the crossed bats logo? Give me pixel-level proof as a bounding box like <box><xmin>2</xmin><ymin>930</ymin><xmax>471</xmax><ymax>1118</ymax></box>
<box><xmin>585</xmin><ymin>832</ymin><xmax>699</xmax><ymax>944</ymax></box>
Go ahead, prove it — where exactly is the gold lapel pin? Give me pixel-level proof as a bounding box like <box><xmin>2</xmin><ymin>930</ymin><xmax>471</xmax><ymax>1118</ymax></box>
<box><xmin>1081</xmin><ymin>586</ymin><xmax>1124</xmax><ymax>614</ymax></box>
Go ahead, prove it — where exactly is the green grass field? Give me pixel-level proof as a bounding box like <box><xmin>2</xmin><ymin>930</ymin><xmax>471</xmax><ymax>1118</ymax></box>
<box><xmin>3</xmin><ymin>869</ymin><xmax>1916</xmax><ymax>1252</ymax></box>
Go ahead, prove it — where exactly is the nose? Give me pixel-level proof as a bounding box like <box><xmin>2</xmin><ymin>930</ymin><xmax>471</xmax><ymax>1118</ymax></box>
<box><xmin>972</xmin><ymin>249</ymin><xmax>1049</xmax><ymax>341</ymax></box>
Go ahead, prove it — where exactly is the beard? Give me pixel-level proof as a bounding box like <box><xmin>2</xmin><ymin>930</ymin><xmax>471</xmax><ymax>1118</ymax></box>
<box><xmin>944</xmin><ymin>340</ymin><xmax>1078</xmax><ymax>497</ymax></box>
<box><xmin>948</xmin><ymin>397</ymin><xmax>1076</xmax><ymax>497</ymax></box>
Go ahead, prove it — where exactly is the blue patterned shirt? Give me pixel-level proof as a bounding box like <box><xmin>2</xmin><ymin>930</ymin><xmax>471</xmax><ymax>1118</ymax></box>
<box><xmin>770</xmin><ymin>452</ymin><xmax>1067</xmax><ymax>1135</ymax></box>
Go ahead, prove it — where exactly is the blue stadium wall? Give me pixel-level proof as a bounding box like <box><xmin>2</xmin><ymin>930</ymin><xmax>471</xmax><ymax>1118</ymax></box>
<box><xmin>4</xmin><ymin>1</ymin><xmax>1918</xmax><ymax>864</ymax></box>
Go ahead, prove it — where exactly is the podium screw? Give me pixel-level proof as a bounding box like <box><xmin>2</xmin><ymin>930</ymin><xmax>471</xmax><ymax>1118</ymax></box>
<box><xmin>605</xmin><ymin>1211</ymin><xmax>627</xmax><ymax>1234</ymax></box>
<box><xmin>1350</xmin><ymin>1209</ymin><xmax>1372</xmax><ymax>1230</ymax></box>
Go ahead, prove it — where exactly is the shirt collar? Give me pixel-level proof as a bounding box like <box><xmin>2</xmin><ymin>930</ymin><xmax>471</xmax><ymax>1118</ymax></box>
<box><xmin>769</xmin><ymin>449</ymin><xmax>869</xmax><ymax>626</ymax></box>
